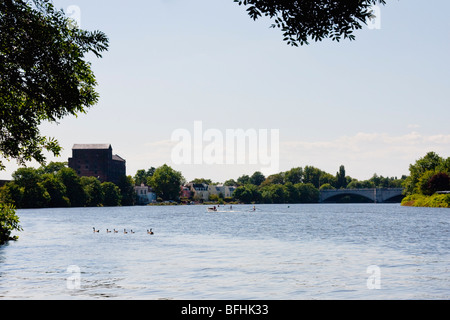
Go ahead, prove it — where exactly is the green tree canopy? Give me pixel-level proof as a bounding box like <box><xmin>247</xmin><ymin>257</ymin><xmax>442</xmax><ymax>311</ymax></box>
<box><xmin>319</xmin><ymin>183</ymin><xmax>335</xmax><ymax>191</ymax></box>
<box><xmin>261</xmin><ymin>184</ymin><xmax>287</xmax><ymax>203</ymax></box>
<box><xmin>303</xmin><ymin>166</ymin><xmax>324</xmax><ymax>188</ymax></box>
<box><xmin>224</xmin><ymin>179</ymin><xmax>238</xmax><ymax>186</ymax></box>
<box><xmin>56</xmin><ymin>167</ymin><xmax>86</xmax><ymax>207</ymax></box>
<box><xmin>401</xmin><ymin>152</ymin><xmax>450</xmax><ymax>207</ymax></box>
<box><xmin>190</xmin><ymin>178</ymin><xmax>213</xmax><ymax>185</ymax></box>
<box><xmin>0</xmin><ymin>0</ymin><xmax>108</xmax><ymax>170</ymax></box>
<box><xmin>41</xmin><ymin>173</ymin><xmax>70</xmax><ymax>207</ymax></box>
<box><xmin>117</xmin><ymin>175</ymin><xmax>136</xmax><ymax>206</ymax></box>
<box><xmin>249</xmin><ymin>171</ymin><xmax>265</xmax><ymax>186</ymax></box>
<box><xmin>235</xmin><ymin>0</ymin><xmax>386</xmax><ymax>46</ymax></box>
<box><xmin>81</xmin><ymin>176</ymin><xmax>103</xmax><ymax>207</ymax></box>
<box><xmin>403</xmin><ymin>152</ymin><xmax>448</xmax><ymax>195</ymax></box>
<box><xmin>237</xmin><ymin>174</ymin><xmax>251</xmax><ymax>186</ymax></box>
<box><xmin>148</xmin><ymin>164</ymin><xmax>184</xmax><ymax>201</ymax></box>
<box><xmin>0</xmin><ymin>203</ymin><xmax>22</xmax><ymax>244</ymax></box>
<box><xmin>134</xmin><ymin>167</ymin><xmax>155</xmax><ymax>185</ymax></box>
<box><xmin>12</xmin><ymin>167</ymin><xmax>49</xmax><ymax>208</ymax></box>
<box><xmin>101</xmin><ymin>182</ymin><xmax>121</xmax><ymax>206</ymax></box>
<box><xmin>296</xmin><ymin>183</ymin><xmax>320</xmax><ymax>203</ymax></box>
<box><xmin>0</xmin><ymin>163</ymin><xmax>135</xmax><ymax>208</ymax></box>
<box><xmin>233</xmin><ymin>184</ymin><xmax>262</xmax><ymax>203</ymax></box>
<box><xmin>428</xmin><ymin>173</ymin><xmax>450</xmax><ymax>195</ymax></box>
<box><xmin>336</xmin><ymin>165</ymin><xmax>347</xmax><ymax>189</ymax></box>
<box><xmin>284</xmin><ymin>167</ymin><xmax>303</xmax><ymax>184</ymax></box>
<box><xmin>261</xmin><ymin>173</ymin><xmax>285</xmax><ymax>186</ymax></box>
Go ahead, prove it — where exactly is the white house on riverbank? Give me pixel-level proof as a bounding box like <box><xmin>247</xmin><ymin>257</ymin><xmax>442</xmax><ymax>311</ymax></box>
<box><xmin>186</xmin><ymin>183</ymin><xmax>236</xmax><ymax>201</ymax></box>
<box><xmin>134</xmin><ymin>184</ymin><xmax>157</xmax><ymax>205</ymax></box>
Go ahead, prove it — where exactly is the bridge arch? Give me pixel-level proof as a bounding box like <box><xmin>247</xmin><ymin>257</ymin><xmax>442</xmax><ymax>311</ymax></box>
<box><xmin>319</xmin><ymin>188</ymin><xmax>404</xmax><ymax>203</ymax></box>
<box><xmin>382</xmin><ymin>194</ymin><xmax>405</xmax><ymax>203</ymax></box>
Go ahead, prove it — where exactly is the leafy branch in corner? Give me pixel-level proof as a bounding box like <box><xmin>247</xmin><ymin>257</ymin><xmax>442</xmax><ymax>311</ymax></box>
<box><xmin>234</xmin><ymin>0</ymin><xmax>386</xmax><ymax>46</ymax></box>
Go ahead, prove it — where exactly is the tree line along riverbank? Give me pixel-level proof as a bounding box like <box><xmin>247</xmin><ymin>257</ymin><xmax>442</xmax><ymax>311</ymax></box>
<box><xmin>0</xmin><ymin>162</ymin><xmax>407</xmax><ymax>209</ymax></box>
<box><xmin>1</xmin><ymin>151</ymin><xmax>449</xmax><ymax>244</ymax></box>
<box><xmin>1</xmin><ymin>152</ymin><xmax>449</xmax><ymax>211</ymax></box>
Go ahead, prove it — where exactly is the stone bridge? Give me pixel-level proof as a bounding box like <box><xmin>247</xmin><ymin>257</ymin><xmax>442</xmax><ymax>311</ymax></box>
<box><xmin>319</xmin><ymin>188</ymin><xmax>404</xmax><ymax>203</ymax></box>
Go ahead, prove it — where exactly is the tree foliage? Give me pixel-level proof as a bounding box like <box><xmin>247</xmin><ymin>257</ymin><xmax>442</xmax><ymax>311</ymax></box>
<box><xmin>0</xmin><ymin>162</ymin><xmax>133</xmax><ymax>208</ymax></box>
<box><xmin>234</xmin><ymin>184</ymin><xmax>262</xmax><ymax>203</ymax></box>
<box><xmin>237</xmin><ymin>174</ymin><xmax>251</xmax><ymax>186</ymax></box>
<box><xmin>235</xmin><ymin>0</ymin><xmax>386</xmax><ymax>46</ymax></box>
<box><xmin>428</xmin><ymin>173</ymin><xmax>450</xmax><ymax>195</ymax></box>
<box><xmin>336</xmin><ymin>165</ymin><xmax>347</xmax><ymax>189</ymax></box>
<box><xmin>41</xmin><ymin>173</ymin><xmax>70</xmax><ymax>207</ymax></box>
<box><xmin>101</xmin><ymin>182</ymin><xmax>121</xmax><ymax>207</ymax></box>
<box><xmin>117</xmin><ymin>175</ymin><xmax>136</xmax><ymax>206</ymax></box>
<box><xmin>134</xmin><ymin>167</ymin><xmax>155</xmax><ymax>186</ymax></box>
<box><xmin>403</xmin><ymin>152</ymin><xmax>450</xmax><ymax>196</ymax></box>
<box><xmin>81</xmin><ymin>176</ymin><xmax>103</xmax><ymax>207</ymax></box>
<box><xmin>0</xmin><ymin>0</ymin><xmax>108</xmax><ymax>170</ymax></box>
<box><xmin>249</xmin><ymin>171</ymin><xmax>265</xmax><ymax>186</ymax></box>
<box><xmin>230</xmin><ymin>165</ymin><xmax>403</xmax><ymax>204</ymax></box>
<box><xmin>284</xmin><ymin>167</ymin><xmax>303</xmax><ymax>184</ymax></box>
<box><xmin>12</xmin><ymin>167</ymin><xmax>50</xmax><ymax>208</ymax></box>
<box><xmin>190</xmin><ymin>178</ymin><xmax>213</xmax><ymax>185</ymax></box>
<box><xmin>148</xmin><ymin>164</ymin><xmax>184</xmax><ymax>201</ymax></box>
<box><xmin>0</xmin><ymin>202</ymin><xmax>22</xmax><ymax>244</ymax></box>
<box><xmin>57</xmin><ymin>167</ymin><xmax>86</xmax><ymax>207</ymax></box>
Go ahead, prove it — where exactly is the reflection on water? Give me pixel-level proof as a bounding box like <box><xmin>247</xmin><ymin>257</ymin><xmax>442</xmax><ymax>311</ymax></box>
<box><xmin>0</xmin><ymin>204</ymin><xmax>448</xmax><ymax>299</ymax></box>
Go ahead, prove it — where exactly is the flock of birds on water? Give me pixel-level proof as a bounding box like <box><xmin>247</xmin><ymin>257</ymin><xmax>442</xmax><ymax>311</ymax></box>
<box><xmin>93</xmin><ymin>227</ymin><xmax>154</xmax><ymax>235</ymax></box>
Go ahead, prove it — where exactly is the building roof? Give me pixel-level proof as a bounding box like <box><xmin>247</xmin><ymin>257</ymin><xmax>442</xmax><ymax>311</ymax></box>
<box><xmin>191</xmin><ymin>183</ymin><xmax>208</xmax><ymax>190</ymax></box>
<box><xmin>112</xmin><ymin>154</ymin><xmax>126</xmax><ymax>162</ymax></box>
<box><xmin>72</xmin><ymin>144</ymin><xmax>111</xmax><ymax>150</ymax></box>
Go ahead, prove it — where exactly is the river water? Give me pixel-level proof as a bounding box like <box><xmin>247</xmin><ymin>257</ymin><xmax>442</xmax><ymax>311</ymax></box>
<box><xmin>0</xmin><ymin>204</ymin><xmax>448</xmax><ymax>299</ymax></box>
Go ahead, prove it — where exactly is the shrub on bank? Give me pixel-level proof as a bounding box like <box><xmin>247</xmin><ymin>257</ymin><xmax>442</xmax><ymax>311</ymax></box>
<box><xmin>401</xmin><ymin>194</ymin><xmax>450</xmax><ymax>208</ymax></box>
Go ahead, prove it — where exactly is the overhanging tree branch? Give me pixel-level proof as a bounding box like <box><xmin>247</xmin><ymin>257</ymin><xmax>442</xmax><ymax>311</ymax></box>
<box><xmin>234</xmin><ymin>0</ymin><xmax>386</xmax><ymax>46</ymax></box>
<box><xmin>0</xmin><ymin>0</ymin><xmax>109</xmax><ymax>169</ymax></box>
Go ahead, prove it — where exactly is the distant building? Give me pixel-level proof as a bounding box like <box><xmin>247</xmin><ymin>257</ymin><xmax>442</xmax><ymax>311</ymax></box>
<box><xmin>180</xmin><ymin>186</ymin><xmax>192</xmax><ymax>199</ymax></box>
<box><xmin>134</xmin><ymin>184</ymin><xmax>157</xmax><ymax>205</ymax></box>
<box><xmin>185</xmin><ymin>183</ymin><xmax>237</xmax><ymax>201</ymax></box>
<box><xmin>208</xmin><ymin>184</ymin><xmax>236</xmax><ymax>198</ymax></box>
<box><xmin>68</xmin><ymin>144</ymin><xmax>126</xmax><ymax>185</ymax></box>
<box><xmin>187</xmin><ymin>183</ymin><xmax>209</xmax><ymax>201</ymax></box>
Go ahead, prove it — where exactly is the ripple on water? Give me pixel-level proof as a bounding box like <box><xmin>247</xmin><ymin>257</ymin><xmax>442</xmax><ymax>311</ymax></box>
<box><xmin>0</xmin><ymin>204</ymin><xmax>449</xmax><ymax>299</ymax></box>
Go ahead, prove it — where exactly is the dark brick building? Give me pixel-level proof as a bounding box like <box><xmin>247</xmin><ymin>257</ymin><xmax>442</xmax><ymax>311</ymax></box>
<box><xmin>68</xmin><ymin>144</ymin><xmax>126</xmax><ymax>185</ymax></box>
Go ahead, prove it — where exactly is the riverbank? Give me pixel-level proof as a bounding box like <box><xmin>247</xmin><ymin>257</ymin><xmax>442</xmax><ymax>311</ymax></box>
<box><xmin>401</xmin><ymin>193</ymin><xmax>450</xmax><ymax>208</ymax></box>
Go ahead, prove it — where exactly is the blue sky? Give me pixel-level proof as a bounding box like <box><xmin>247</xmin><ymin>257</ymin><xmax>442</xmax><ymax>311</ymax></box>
<box><xmin>1</xmin><ymin>0</ymin><xmax>449</xmax><ymax>182</ymax></box>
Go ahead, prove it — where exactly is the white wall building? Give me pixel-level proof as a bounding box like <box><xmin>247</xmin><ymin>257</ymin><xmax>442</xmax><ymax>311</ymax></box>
<box><xmin>208</xmin><ymin>185</ymin><xmax>236</xmax><ymax>198</ymax></box>
<box><xmin>134</xmin><ymin>184</ymin><xmax>157</xmax><ymax>205</ymax></box>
